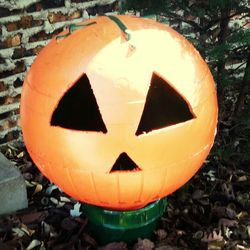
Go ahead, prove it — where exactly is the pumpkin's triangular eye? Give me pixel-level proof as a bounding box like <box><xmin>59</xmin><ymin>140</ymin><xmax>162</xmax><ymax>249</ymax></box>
<box><xmin>135</xmin><ymin>72</ymin><xmax>195</xmax><ymax>136</ymax></box>
<box><xmin>110</xmin><ymin>153</ymin><xmax>141</xmax><ymax>173</ymax></box>
<box><xmin>51</xmin><ymin>74</ymin><xmax>107</xmax><ymax>133</ymax></box>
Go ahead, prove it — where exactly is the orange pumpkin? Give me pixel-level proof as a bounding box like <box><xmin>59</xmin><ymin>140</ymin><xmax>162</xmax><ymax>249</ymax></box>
<box><xmin>20</xmin><ymin>15</ymin><xmax>218</xmax><ymax>210</ymax></box>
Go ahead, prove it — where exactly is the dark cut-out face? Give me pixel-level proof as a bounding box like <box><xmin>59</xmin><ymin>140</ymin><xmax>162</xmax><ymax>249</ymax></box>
<box><xmin>51</xmin><ymin>72</ymin><xmax>195</xmax><ymax>171</ymax></box>
<box><xmin>51</xmin><ymin>74</ymin><xmax>107</xmax><ymax>133</ymax></box>
<box><xmin>135</xmin><ymin>73</ymin><xmax>195</xmax><ymax>135</ymax></box>
<box><xmin>110</xmin><ymin>152</ymin><xmax>141</xmax><ymax>173</ymax></box>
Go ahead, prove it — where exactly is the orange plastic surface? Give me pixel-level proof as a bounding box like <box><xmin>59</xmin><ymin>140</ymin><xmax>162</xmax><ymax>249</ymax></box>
<box><xmin>20</xmin><ymin>15</ymin><xmax>218</xmax><ymax>210</ymax></box>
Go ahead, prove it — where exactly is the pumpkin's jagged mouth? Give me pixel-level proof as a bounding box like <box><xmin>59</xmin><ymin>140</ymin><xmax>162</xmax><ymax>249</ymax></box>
<box><xmin>110</xmin><ymin>152</ymin><xmax>141</xmax><ymax>173</ymax></box>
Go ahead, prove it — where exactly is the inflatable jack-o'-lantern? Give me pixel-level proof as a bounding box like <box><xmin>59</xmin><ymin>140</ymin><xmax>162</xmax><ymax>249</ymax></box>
<box><xmin>21</xmin><ymin>15</ymin><xmax>218</xmax><ymax>210</ymax></box>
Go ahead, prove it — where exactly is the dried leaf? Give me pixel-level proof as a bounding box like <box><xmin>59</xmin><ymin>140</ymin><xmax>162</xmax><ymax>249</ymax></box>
<box><xmin>193</xmin><ymin>230</ymin><xmax>204</xmax><ymax>239</ymax></box>
<box><xmin>99</xmin><ymin>242</ymin><xmax>128</xmax><ymax>250</ymax></box>
<box><xmin>16</xmin><ymin>151</ymin><xmax>24</xmax><ymax>158</ymax></box>
<box><xmin>218</xmin><ymin>218</ymin><xmax>238</xmax><ymax>229</ymax></box>
<box><xmin>39</xmin><ymin>241</ymin><xmax>46</xmax><ymax>250</ymax></box>
<box><xmin>212</xmin><ymin>206</ymin><xmax>237</xmax><ymax>219</ymax></box>
<box><xmin>45</xmin><ymin>184</ymin><xmax>59</xmax><ymax>195</ymax></box>
<box><xmin>192</xmin><ymin>189</ymin><xmax>205</xmax><ymax>200</ymax></box>
<box><xmin>204</xmin><ymin>170</ymin><xmax>216</xmax><ymax>181</ymax></box>
<box><xmin>26</xmin><ymin>239</ymin><xmax>41</xmax><ymax>250</ymax></box>
<box><xmin>225</xmin><ymin>207</ymin><xmax>237</xmax><ymax>219</ymax></box>
<box><xmin>23</xmin><ymin>172</ymin><xmax>33</xmax><ymax>181</ymax></box>
<box><xmin>201</xmin><ymin>229</ymin><xmax>224</xmax><ymax>242</ymax></box>
<box><xmin>247</xmin><ymin>225</ymin><xmax>250</xmax><ymax>238</ymax></box>
<box><xmin>176</xmin><ymin>230</ymin><xmax>186</xmax><ymax>236</ymax></box>
<box><xmin>60</xmin><ymin>217</ymin><xmax>78</xmax><ymax>231</ymax></box>
<box><xmin>74</xmin><ymin>217</ymin><xmax>88</xmax><ymax>225</ymax></box>
<box><xmin>82</xmin><ymin>233</ymin><xmax>97</xmax><ymax>247</ymax></box>
<box><xmin>41</xmin><ymin>197</ymin><xmax>49</xmax><ymax>206</ymax></box>
<box><xmin>237</xmin><ymin>211</ymin><xmax>248</xmax><ymax>219</ymax></box>
<box><xmin>12</xmin><ymin>227</ymin><xmax>26</xmax><ymax>237</ymax></box>
<box><xmin>60</xmin><ymin>196</ymin><xmax>71</xmax><ymax>203</ymax></box>
<box><xmin>49</xmin><ymin>197</ymin><xmax>65</xmax><ymax>207</ymax></box>
<box><xmin>224</xmin><ymin>227</ymin><xmax>232</xmax><ymax>238</ymax></box>
<box><xmin>198</xmin><ymin>198</ymin><xmax>210</xmax><ymax>205</ymax></box>
<box><xmin>41</xmin><ymin>221</ymin><xmax>50</xmax><ymax>236</ymax></box>
<box><xmin>50</xmin><ymin>197</ymin><xmax>59</xmax><ymax>205</ymax></box>
<box><xmin>155</xmin><ymin>246</ymin><xmax>181</xmax><ymax>250</ymax></box>
<box><xmin>154</xmin><ymin>229</ymin><xmax>167</xmax><ymax>241</ymax></box>
<box><xmin>20</xmin><ymin>223</ymin><xmax>35</xmax><ymax>236</ymax></box>
<box><xmin>237</xmin><ymin>175</ymin><xmax>248</xmax><ymax>182</ymax></box>
<box><xmin>25</xmin><ymin>180</ymin><xmax>35</xmax><ymax>188</ymax></box>
<box><xmin>234</xmin><ymin>226</ymin><xmax>248</xmax><ymax>240</ymax></box>
<box><xmin>221</xmin><ymin>183</ymin><xmax>235</xmax><ymax>200</ymax></box>
<box><xmin>32</xmin><ymin>182</ymin><xmax>43</xmax><ymax>195</ymax></box>
<box><xmin>0</xmin><ymin>242</ymin><xmax>14</xmax><ymax>250</ymax></box>
<box><xmin>133</xmin><ymin>238</ymin><xmax>154</xmax><ymax>250</ymax></box>
<box><xmin>207</xmin><ymin>242</ymin><xmax>224</xmax><ymax>250</ymax></box>
<box><xmin>70</xmin><ymin>202</ymin><xmax>82</xmax><ymax>217</ymax></box>
<box><xmin>20</xmin><ymin>211</ymin><xmax>49</xmax><ymax>224</ymax></box>
<box><xmin>5</xmin><ymin>147</ymin><xmax>16</xmax><ymax>158</ymax></box>
<box><xmin>12</xmin><ymin>223</ymin><xmax>35</xmax><ymax>237</ymax></box>
<box><xmin>0</xmin><ymin>217</ymin><xmax>14</xmax><ymax>233</ymax></box>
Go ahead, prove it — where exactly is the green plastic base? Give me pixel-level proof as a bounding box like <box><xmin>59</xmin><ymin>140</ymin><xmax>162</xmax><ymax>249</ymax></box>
<box><xmin>83</xmin><ymin>198</ymin><xmax>167</xmax><ymax>244</ymax></box>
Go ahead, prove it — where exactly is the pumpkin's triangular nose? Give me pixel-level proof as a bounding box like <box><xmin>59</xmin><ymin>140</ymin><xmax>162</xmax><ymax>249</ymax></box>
<box><xmin>110</xmin><ymin>152</ymin><xmax>141</xmax><ymax>173</ymax></box>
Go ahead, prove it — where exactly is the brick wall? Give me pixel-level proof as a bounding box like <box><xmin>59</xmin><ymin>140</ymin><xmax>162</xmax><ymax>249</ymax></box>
<box><xmin>0</xmin><ymin>0</ymin><xmax>118</xmax><ymax>146</ymax></box>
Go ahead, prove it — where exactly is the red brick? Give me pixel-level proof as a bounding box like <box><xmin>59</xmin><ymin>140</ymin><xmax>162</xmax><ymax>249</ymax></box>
<box><xmin>5</xmin><ymin>34</ymin><xmax>22</xmax><ymax>48</ymax></box>
<box><xmin>51</xmin><ymin>27</ymin><xmax>64</xmax><ymax>39</ymax></box>
<box><xmin>0</xmin><ymin>112</ymin><xmax>10</xmax><ymax>120</ymax></box>
<box><xmin>0</xmin><ymin>57</ymin><xmax>5</xmax><ymax>64</ymax></box>
<box><xmin>0</xmin><ymin>121</ymin><xmax>10</xmax><ymax>132</ymax></box>
<box><xmin>69</xmin><ymin>10</ymin><xmax>82</xmax><ymax>20</ymax></box>
<box><xmin>32</xmin><ymin>45</ymin><xmax>44</xmax><ymax>55</ymax></box>
<box><xmin>0</xmin><ymin>7</ymin><xmax>20</xmax><ymax>17</ymax></box>
<box><xmin>12</xmin><ymin>48</ymin><xmax>25</xmax><ymax>59</ymax></box>
<box><xmin>29</xmin><ymin>31</ymin><xmax>51</xmax><ymax>42</ymax></box>
<box><xmin>0</xmin><ymin>7</ymin><xmax>11</xmax><ymax>18</ymax></box>
<box><xmin>71</xmin><ymin>0</ymin><xmax>93</xmax><ymax>2</ymax></box>
<box><xmin>13</xmin><ymin>61</ymin><xmax>26</xmax><ymax>74</ymax></box>
<box><xmin>1</xmin><ymin>61</ymin><xmax>26</xmax><ymax>78</ymax></box>
<box><xmin>0</xmin><ymin>96</ymin><xmax>15</xmax><ymax>106</ymax></box>
<box><xmin>4</xmin><ymin>96</ymin><xmax>14</xmax><ymax>105</ymax></box>
<box><xmin>3</xmin><ymin>94</ymin><xmax>21</xmax><ymax>105</ymax></box>
<box><xmin>33</xmin><ymin>19</ymin><xmax>44</xmax><ymax>27</ymax></box>
<box><xmin>86</xmin><ymin>2</ymin><xmax>118</xmax><ymax>16</ymax></box>
<box><xmin>0</xmin><ymin>97</ymin><xmax>5</xmax><ymax>105</ymax></box>
<box><xmin>13</xmin><ymin>78</ymin><xmax>23</xmax><ymax>88</ymax></box>
<box><xmin>0</xmin><ymin>130</ymin><xmax>19</xmax><ymax>144</ymax></box>
<box><xmin>26</xmin><ymin>2</ymin><xmax>43</xmax><ymax>12</ymax></box>
<box><xmin>0</xmin><ymin>82</ymin><xmax>7</xmax><ymax>92</ymax></box>
<box><xmin>41</xmin><ymin>0</ymin><xmax>64</xmax><ymax>10</ymax></box>
<box><xmin>6</xmin><ymin>17</ymin><xmax>43</xmax><ymax>32</ymax></box>
<box><xmin>27</xmin><ymin>0</ymin><xmax>64</xmax><ymax>11</ymax></box>
<box><xmin>20</xmin><ymin>15</ymin><xmax>34</xmax><ymax>28</ymax></box>
<box><xmin>6</xmin><ymin>22</ymin><xmax>18</xmax><ymax>32</ymax></box>
<box><xmin>35</xmin><ymin>3</ymin><xmax>43</xmax><ymax>11</ymax></box>
<box><xmin>12</xmin><ymin>48</ymin><xmax>33</xmax><ymax>59</ymax></box>
<box><xmin>0</xmin><ymin>120</ymin><xmax>18</xmax><ymax>132</ymax></box>
<box><xmin>48</xmin><ymin>12</ymin><xmax>67</xmax><ymax>23</ymax></box>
